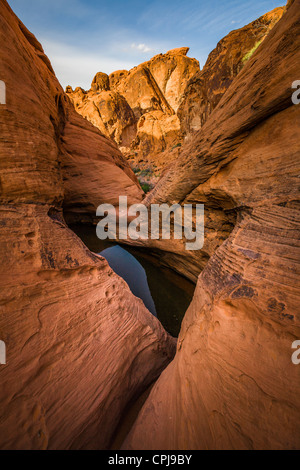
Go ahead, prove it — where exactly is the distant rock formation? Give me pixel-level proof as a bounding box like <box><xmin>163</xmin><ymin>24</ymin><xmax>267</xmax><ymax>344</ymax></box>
<box><xmin>67</xmin><ymin>8</ymin><xmax>284</xmax><ymax>186</ymax></box>
<box><xmin>66</xmin><ymin>48</ymin><xmax>199</xmax><ymax>180</ymax></box>
<box><xmin>0</xmin><ymin>0</ymin><xmax>176</xmax><ymax>450</ymax></box>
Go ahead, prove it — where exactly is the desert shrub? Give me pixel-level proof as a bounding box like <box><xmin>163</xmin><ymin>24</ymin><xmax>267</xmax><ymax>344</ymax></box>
<box><xmin>140</xmin><ymin>183</ymin><xmax>151</xmax><ymax>193</ymax></box>
<box><xmin>242</xmin><ymin>40</ymin><xmax>263</xmax><ymax>63</ymax></box>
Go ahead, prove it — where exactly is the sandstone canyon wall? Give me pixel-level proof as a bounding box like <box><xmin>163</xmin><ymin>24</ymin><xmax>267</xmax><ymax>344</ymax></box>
<box><xmin>0</xmin><ymin>0</ymin><xmax>299</xmax><ymax>452</ymax></box>
<box><xmin>66</xmin><ymin>8</ymin><xmax>284</xmax><ymax>189</ymax></box>
<box><xmin>0</xmin><ymin>0</ymin><xmax>176</xmax><ymax>450</ymax></box>
<box><xmin>123</xmin><ymin>0</ymin><xmax>300</xmax><ymax>450</ymax></box>
<box><xmin>66</xmin><ymin>48</ymin><xmax>200</xmax><ymax>183</ymax></box>
<box><xmin>177</xmin><ymin>7</ymin><xmax>285</xmax><ymax>137</ymax></box>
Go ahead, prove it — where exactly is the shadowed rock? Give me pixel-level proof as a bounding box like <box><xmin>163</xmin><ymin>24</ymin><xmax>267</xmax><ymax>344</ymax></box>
<box><xmin>123</xmin><ymin>1</ymin><xmax>300</xmax><ymax>450</ymax></box>
<box><xmin>0</xmin><ymin>0</ymin><xmax>176</xmax><ymax>450</ymax></box>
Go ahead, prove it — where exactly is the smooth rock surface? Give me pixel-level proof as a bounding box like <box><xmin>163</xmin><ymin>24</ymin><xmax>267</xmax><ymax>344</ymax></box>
<box><xmin>0</xmin><ymin>0</ymin><xmax>176</xmax><ymax>450</ymax></box>
<box><xmin>123</xmin><ymin>2</ymin><xmax>300</xmax><ymax>450</ymax></box>
<box><xmin>177</xmin><ymin>7</ymin><xmax>285</xmax><ymax>138</ymax></box>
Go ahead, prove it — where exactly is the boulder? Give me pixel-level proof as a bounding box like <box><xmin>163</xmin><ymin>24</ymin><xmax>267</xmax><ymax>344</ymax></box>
<box><xmin>91</xmin><ymin>71</ymin><xmax>110</xmax><ymax>92</ymax></box>
<box><xmin>135</xmin><ymin>110</ymin><xmax>181</xmax><ymax>160</ymax></box>
<box><xmin>66</xmin><ymin>87</ymin><xmax>137</xmax><ymax>151</ymax></box>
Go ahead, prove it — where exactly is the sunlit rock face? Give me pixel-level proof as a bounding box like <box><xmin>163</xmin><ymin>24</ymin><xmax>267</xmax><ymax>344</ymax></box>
<box><xmin>177</xmin><ymin>6</ymin><xmax>285</xmax><ymax>138</ymax></box>
<box><xmin>65</xmin><ymin>86</ymin><xmax>137</xmax><ymax>150</ymax></box>
<box><xmin>66</xmin><ymin>47</ymin><xmax>199</xmax><ymax>172</ymax></box>
<box><xmin>123</xmin><ymin>2</ymin><xmax>300</xmax><ymax>450</ymax></box>
<box><xmin>1</xmin><ymin>0</ymin><xmax>299</xmax><ymax>452</ymax></box>
<box><xmin>66</xmin><ymin>8</ymin><xmax>285</xmax><ymax>186</ymax></box>
<box><xmin>0</xmin><ymin>0</ymin><xmax>176</xmax><ymax>450</ymax></box>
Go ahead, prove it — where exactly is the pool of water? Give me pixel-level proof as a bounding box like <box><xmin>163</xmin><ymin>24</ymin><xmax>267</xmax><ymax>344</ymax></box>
<box><xmin>70</xmin><ymin>224</ymin><xmax>195</xmax><ymax>337</ymax></box>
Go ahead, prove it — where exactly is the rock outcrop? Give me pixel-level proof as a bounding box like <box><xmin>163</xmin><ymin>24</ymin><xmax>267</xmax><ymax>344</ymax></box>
<box><xmin>177</xmin><ymin>6</ymin><xmax>285</xmax><ymax>138</ymax></box>
<box><xmin>123</xmin><ymin>1</ymin><xmax>300</xmax><ymax>450</ymax></box>
<box><xmin>64</xmin><ymin>87</ymin><xmax>137</xmax><ymax>162</ymax></box>
<box><xmin>0</xmin><ymin>0</ymin><xmax>176</xmax><ymax>450</ymax></box>
<box><xmin>1</xmin><ymin>0</ymin><xmax>298</xmax><ymax>452</ymax></box>
<box><xmin>67</xmin><ymin>8</ymin><xmax>284</xmax><ymax>190</ymax></box>
<box><xmin>112</xmin><ymin>47</ymin><xmax>199</xmax><ymax>116</ymax></box>
<box><xmin>66</xmin><ymin>48</ymin><xmax>199</xmax><ymax>179</ymax></box>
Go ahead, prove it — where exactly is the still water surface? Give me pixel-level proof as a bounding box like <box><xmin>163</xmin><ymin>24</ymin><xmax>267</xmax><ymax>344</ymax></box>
<box><xmin>70</xmin><ymin>224</ymin><xmax>195</xmax><ymax>337</ymax></box>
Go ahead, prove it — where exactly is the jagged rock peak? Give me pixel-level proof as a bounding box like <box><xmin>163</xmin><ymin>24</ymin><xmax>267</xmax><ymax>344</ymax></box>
<box><xmin>166</xmin><ymin>46</ymin><xmax>190</xmax><ymax>56</ymax></box>
<box><xmin>91</xmin><ymin>71</ymin><xmax>110</xmax><ymax>92</ymax></box>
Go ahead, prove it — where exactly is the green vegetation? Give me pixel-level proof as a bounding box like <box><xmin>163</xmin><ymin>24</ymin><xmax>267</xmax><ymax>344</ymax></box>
<box><xmin>242</xmin><ymin>40</ymin><xmax>263</xmax><ymax>64</ymax></box>
<box><xmin>139</xmin><ymin>169</ymin><xmax>152</xmax><ymax>177</ymax></box>
<box><xmin>133</xmin><ymin>167</ymin><xmax>152</xmax><ymax>177</ymax></box>
<box><xmin>140</xmin><ymin>182</ymin><xmax>151</xmax><ymax>194</ymax></box>
<box><xmin>171</xmin><ymin>143</ymin><xmax>182</xmax><ymax>151</ymax></box>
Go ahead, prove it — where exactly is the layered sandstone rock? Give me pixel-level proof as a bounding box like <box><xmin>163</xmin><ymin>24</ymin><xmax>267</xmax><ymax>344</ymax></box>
<box><xmin>134</xmin><ymin>111</ymin><xmax>181</xmax><ymax>160</ymax></box>
<box><xmin>177</xmin><ymin>6</ymin><xmax>285</xmax><ymax>137</ymax></box>
<box><xmin>146</xmin><ymin>47</ymin><xmax>199</xmax><ymax>113</ymax></box>
<box><xmin>67</xmin><ymin>10</ymin><xmax>284</xmax><ymax>186</ymax></box>
<box><xmin>112</xmin><ymin>47</ymin><xmax>199</xmax><ymax>116</ymax></box>
<box><xmin>66</xmin><ymin>86</ymin><xmax>137</xmax><ymax>153</ymax></box>
<box><xmin>0</xmin><ymin>0</ymin><xmax>176</xmax><ymax>450</ymax></box>
<box><xmin>123</xmin><ymin>1</ymin><xmax>300</xmax><ymax>450</ymax></box>
<box><xmin>66</xmin><ymin>48</ymin><xmax>199</xmax><ymax>178</ymax></box>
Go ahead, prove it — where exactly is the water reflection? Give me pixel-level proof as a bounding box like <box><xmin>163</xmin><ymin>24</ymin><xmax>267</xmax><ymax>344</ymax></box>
<box><xmin>70</xmin><ymin>224</ymin><xmax>195</xmax><ymax>337</ymax></box>
<box><xmin>100</xmin><ymin>245</ymin><xmax>157</xmax><ymax>316</ymax></box>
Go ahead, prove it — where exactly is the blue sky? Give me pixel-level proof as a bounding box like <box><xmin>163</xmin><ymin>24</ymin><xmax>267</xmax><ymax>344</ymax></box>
<box><xmin>8</xmin><ymin>0</ymin><xmax>284</xmax><ymax>90</ymax></box>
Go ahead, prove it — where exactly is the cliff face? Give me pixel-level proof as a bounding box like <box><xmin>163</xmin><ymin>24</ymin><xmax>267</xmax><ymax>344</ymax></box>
<box><xmin>66</xmin><ymin>9</ymin><xmax>284</xmax><ymax>187</ymax></box>
<box><xmin>0</xmin><ymin>0</ymin><xmax>176</xmax><ymax>450</ymax></box>
<box><xmin>123</xmin><ymin>1</ymin><xmax>300</xmax><ymax>450</ymax></box>
<box><xmin>66</xmin><ymin>48</ymin><xmax>199</xmax><ymax>180</ymax></box>
<box><xmin>177</xmin><ymin>7</ymin><xmax>285</xmax><ymax>138</ymax></box>
<box><xmin>1</xmin><ymin>0</ymin><xmax>299</xmax><ymax>452</ymax></box>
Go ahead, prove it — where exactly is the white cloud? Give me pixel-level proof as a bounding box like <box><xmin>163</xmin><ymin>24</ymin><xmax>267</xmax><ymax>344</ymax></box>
<box><xmin>131</xmin><ymin>43</ymin><xmax>152</xmax><ymax>53</ymax></box>
<box><xmin>41</xmin><ymin>39</ymin><xmax>136</xmax><ymax>90</ymax></box>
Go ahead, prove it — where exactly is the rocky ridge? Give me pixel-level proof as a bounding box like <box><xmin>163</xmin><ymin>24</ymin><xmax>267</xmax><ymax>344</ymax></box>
<box><xmin>66</xmin><ymin>8</ymin><xmax>285</xmax><ymax>189</ymax></box>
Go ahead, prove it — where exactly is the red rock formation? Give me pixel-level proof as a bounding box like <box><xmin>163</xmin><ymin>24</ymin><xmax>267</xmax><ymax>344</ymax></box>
<box><xmin>123</xmin><ymin>1</ymin><xmax>300</xmax><ymax>450</ymax></box>
<box><xmin>66</xmin><ymin>48</ymin><xmax>199</xmax><ymax>178</ymax></box>
<box><xmin>66</xmin><ymin>85</ymin><xmax>137</xmax><ymax>153</ymax></box>
<box><xmin>177</xmin><ymin>6</ymin><xmax>285</xmax><ymax>138</ymax></box>
<box><xmin>112</xmin><ymin>47</ymin><xmax>199</xmax><ymax>117</ymax></box>
<box><xmin>134</xmin><ymin>110</ymin><xmax>181</xmax><ymax>159</ymax></box>
<box><xmin>0</xmin><ymin>0</ymin><xmax>176</xmax><ymax>450</ymax></box>
<box><xmin>67</xmin><ymin>10</ymin><xmax>284</xmax><ymax>188</ymax></box>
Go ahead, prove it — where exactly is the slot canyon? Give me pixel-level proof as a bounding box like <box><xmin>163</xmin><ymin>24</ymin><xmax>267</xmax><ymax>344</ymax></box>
<box><xmin>0</xmin><ymin>0</ymin><xmax>299</xmax><ymax>451</ymax></box>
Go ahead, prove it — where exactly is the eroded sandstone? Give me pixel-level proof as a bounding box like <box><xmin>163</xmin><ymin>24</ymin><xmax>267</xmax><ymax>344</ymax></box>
<box><xmin>66</xmin><ymin>47</ymin><xmax>199</xmax><ymax>181</ymax></box>
<box><xmin>0</xmin><ymin>0</ymin><xmax>176</xmax><ymax>450</ymax></box>
<box><xmin>123</xmin><ymin>1</ymin><xmax>300</xmax><ymax>450</ymax></box>
<box><xmin>177</xmin><ymin>6</ymin><xmax>285</xmax><ymax>138</ymax></box>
